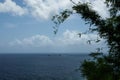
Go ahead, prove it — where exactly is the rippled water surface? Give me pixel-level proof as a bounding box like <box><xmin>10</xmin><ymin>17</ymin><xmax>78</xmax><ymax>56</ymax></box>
<box><xmin>0</xmin><ymin>54</ymin><xmax>89</xmax><ymax>80</ymax></box>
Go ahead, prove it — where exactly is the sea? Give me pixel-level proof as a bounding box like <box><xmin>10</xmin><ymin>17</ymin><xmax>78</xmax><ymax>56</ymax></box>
<box><xmin>0</xmin><ymin>54</ymin><xmax>89</xmax><ymax>80</ymax></box>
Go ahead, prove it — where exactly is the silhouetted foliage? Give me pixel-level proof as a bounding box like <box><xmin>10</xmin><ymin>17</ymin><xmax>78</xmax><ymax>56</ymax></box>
<box><xmin>52</xmin><ymin>0</ymin><xmax>120</xmax><ymax>80</ymax></box>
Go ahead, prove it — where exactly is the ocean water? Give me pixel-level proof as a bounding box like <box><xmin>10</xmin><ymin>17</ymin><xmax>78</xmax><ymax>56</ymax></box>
<box><xmin>0</xmin><ymin>54</ymin><xmax>89</xmax><ymax>80</ymax></box>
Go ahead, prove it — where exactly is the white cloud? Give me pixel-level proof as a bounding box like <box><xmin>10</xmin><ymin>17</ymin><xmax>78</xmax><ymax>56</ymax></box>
<box><xmin>23</xmin><ymin>0</ymin><xmax>73</xmax><ymax>19</ymax></box>
<box><xmin>9</xmin><ymin>30</ymin><xmax>106</xmax><ymax>53</ymax></box>
<box><xmin>9</xmin><ymin>30</ymin><xmax>105</xmax><ymax>53</ymax></box>
<box><xmin>0</xmin><ymin>0</ymin><xmax>109</xmax><ymax>19</ymax></box>
<box><xmin>91</xmin><ymin>0</ymin><xmax>110</xmax><ymax>18</ymax></box>
<box><xmin>23</xmin><ymin>0</ymin><xmax>109</xmax><ymax>19</ymax></box>
<box><xmin>10</xmin><ymin>35</ymin><xmax>53</xmax><ymax>47</ymax></box>
<box><xmin>56</xmin><ymin>30</ymin><xmax>82</xmax><ymax>46</ymax></box>
<box><xmin>56</xmin><ymin>30</ymin><xmax>101</xmax><ymax>46</ymax></box>
<box><xmin>0</xmin><ymin>0</ymin><xmax>27</xmax><ymax>16</ymax></box>
<box><xmin>76</xmin><ymin>0</ymin><xmax>110</xmax><ymax>18</ymax></box>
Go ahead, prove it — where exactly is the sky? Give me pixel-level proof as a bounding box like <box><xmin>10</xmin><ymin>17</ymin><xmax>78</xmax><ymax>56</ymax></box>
<box><xmin>0</xmin><ymin>0</ymin><xmax>109</xmax><ymax>53</ymax></box>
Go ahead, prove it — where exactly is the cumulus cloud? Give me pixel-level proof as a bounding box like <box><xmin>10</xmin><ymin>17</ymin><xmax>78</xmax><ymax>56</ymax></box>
<box><xmin>23</xmin><ymin>0</ymin><xmax>73</xmax><ymax>19</ymax></box>
<box><xmin>0</xmin><ymin>0</ymin><xmax>27</xmax><ymax>16</ymax></box>
<box><xmin>77</xmin><ymin>0</ymin><xmax>110</xmax><ymax>18</ymax></box>
<box><xmin>0</xmin><ymin>0</ymin><xmax>109</xmax><ymax>19</ymax></box>
<box><xmin>10</xmin><ymin>35</ymin><xmax>53</xmax><ymax>47</ymax></box>
<box><xmin>9</xmin><ymin>30</ymin><xmax>107</xmax><ymax>53</ymax></box>
<box><xmin>91</xmin><ymin>0</ymin><xmax>110</xmax><ymax>18</ymax></box>
<box><xmin>23</xmin><ymin>0</ymin><xmax>109</xmax><ymax>19</ymax></box>
<box><xmin>56</xmin><ymin>30</ymin><xmax>99</xmax><ymax>46</ymax></box>
<box><xmin>10</xmin><ymin>30</ymin><xmax>103</xmax><ymax>50</ymax></box>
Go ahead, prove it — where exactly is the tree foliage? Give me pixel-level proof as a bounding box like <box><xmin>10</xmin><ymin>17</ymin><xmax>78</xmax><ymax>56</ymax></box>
<box><xmin>52</xmin><ymin>0</ymin><xmax>120</xmax><ymax>80</ymax></box>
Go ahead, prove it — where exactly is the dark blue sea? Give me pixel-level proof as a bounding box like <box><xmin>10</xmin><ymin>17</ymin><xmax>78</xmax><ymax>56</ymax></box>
<box><xmin>0</xmin><ymin>54</ymin><xmax>89</xmax><ymax>80</ymax></box>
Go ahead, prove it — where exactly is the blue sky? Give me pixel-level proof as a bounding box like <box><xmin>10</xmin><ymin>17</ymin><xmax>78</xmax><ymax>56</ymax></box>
<box><xmin>0</xmin><ymin>0</ymin><xmax>109</xmax><ymax>53</ymax></box>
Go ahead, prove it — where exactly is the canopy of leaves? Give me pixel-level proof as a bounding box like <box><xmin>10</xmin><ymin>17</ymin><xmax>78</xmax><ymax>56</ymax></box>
<box><xmin>52</xmin><ymin>0</ymin><xmax>120</xmax><ymax>80</ymax></box>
